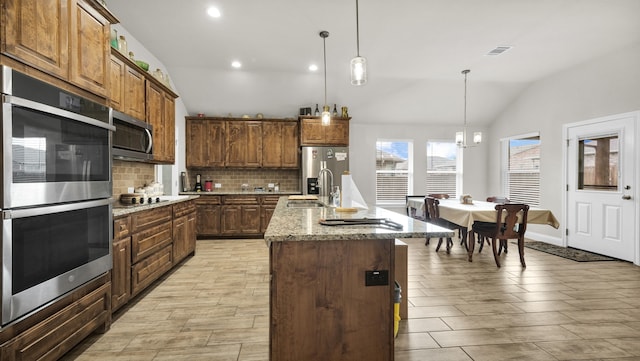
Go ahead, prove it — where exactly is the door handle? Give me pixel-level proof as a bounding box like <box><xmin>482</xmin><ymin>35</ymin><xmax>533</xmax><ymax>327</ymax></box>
<box><xmin>622</xmin><ymin>195</ymin><xmax>632</xmax><ymax>200</ymax></box>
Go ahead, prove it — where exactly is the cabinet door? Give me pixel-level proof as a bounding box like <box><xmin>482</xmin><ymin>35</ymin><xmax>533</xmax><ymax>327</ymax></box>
<box><xmin>207</xmin><ymin>120</ymin><xmax>226</xmax><ymax>167</ymax></box>
<box><xmin>162</xmin><ymin>92</ymin><xmax>176</xmax><ymax>163</ymax></box>
<box><xmin>108</xmin><ymin>55</ymin><xmax>124</xmax><ymax>112</ymax></box>
<box><xmin>262</xmin><ymin>121</ymin><xmax>282</xmax><ymax>168</ymax></box>
<box><xmin>281</xmin><ymin>121</ymin><xmax>300</xmax><ymax>168</ymax></box>
<box><xmin>124</xmin><ymin>65</ymin><xmax>146</xmax><ymax>120</ymax></box>
<box><xmin>146</xmin><ymin>81</ymin><xmax>166</xmax><ymax>161</ymax></box>
<box><xmin>221</xmin><ymin>205</ymin><xmax>242</xmax><ymax>234</ymax></box>
<box><xmin>195</xmin><ymin>203</ymin><xmax>221</xmax><ymax>236</ymax></box>
<box><xmin>300</xmin><ymin>118</ymin><xmax>325</xmax><ymax>145</ymax></box>
<box><xmin>186</xmin><ymin>120</ymin><xmax>207</xmax><ymax>168</ymax></box>
<box><xmin>241</xmin><ymin>205</ymin><xmax>261</xmax><ymax>234</ymax></box>
<box><xmin>325</xmin><ymin>118</ymin><xmax>349</xmax><ymax>146</ymax></box>
<box><xmin>69</xmin><ymin>0</ymin><xmax>109</xmax><ymax>97</ymax></box>
<box><xmin>172</xmin><ymin>214</ymin><xmax>188</xmax><ymax>264</ymax></box>
<box><xmin>261</xmin><ymin>206</ymin><xmax>276</xmax><ymax>233</ymax></box>
<box><xmin>226</xmin><ymin>121</ymin><xmax>262</xmax><ymax>167</ymax></box>
<box><xmin>2</xmin><ymin>0</ymin><xmax>70</xmax><ymax>79</ymax></box>
<box><xmin>111</xmin><ymin>236</ymin><xmax>131</xmax><ymax>312</ymax></box>
<box><xmin>186</xmin><ymin>211</ymin><xmax>196</xmax><ymax>255</ymax></box>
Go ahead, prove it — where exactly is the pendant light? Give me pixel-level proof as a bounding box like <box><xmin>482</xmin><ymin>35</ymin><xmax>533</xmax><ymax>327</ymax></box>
<box><xmin>320</xmin><ymin>30</ymin><xmax>331</xmax><ymax>126</ymax></box>
<box><xmin>456</xmin><ymin>69</ymin><xmax>482</xmax><ymax>147</ymax></box>
<box><xmin>350</xmin><ymin>0</ymin><xmax>367</xmax><ymax>86</ymax></box>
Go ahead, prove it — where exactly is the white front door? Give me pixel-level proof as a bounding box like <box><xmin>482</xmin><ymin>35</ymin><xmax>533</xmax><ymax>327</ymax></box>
<box><xmin>565</xmin><ymin>112</ymin><xmax>637</xmax><ymax>262</ymax></box>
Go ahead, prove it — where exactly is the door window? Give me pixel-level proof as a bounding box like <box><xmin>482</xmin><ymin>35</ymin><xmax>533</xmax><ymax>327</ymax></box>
<box><xmin>578</xmin><ymin>136</ymin><xmax>618</xmax><ymax>190</ymax></box>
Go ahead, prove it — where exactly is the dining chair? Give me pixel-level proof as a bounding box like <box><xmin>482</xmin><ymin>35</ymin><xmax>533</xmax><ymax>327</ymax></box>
<box><xmin>427</xmin><ymin>193</ymin><xmax>469</xmax><ymax>249</ymax></box>
<box><xmin>477</xmin><ymin>196</ymin><xmax>511</xmax><ymax>253</ymax></box>
<box><xmin>471</xmin><ymin>203</ymin><xmax>530</xmax><ymax>267</ymax></box>
<box><xmin>427</xmin><ymin>193</ymin><xmax>450</xmax><ymax>199</ymax></box>
<box><xmin>425</xmin><ymin>197</ymin><xmax>454</xmax><ymax>253</ymax></box>
<box><xmin>406</xmin><ymin>195</ymin><xmax>426</xmax><ymax>220</ymax></box>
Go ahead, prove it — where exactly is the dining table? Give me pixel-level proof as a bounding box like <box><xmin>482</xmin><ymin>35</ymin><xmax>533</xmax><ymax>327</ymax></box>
<box><xmin>406</xmin><ymin>196</ymin><xmax>560</xmax><ymax>261</ymax></box>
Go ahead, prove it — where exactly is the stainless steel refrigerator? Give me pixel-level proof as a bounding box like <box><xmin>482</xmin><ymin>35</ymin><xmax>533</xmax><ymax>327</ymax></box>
<box><xmin>301</xmin><ymin>146</ymin><xmax>349</xmax><ymax>196</ymax></box>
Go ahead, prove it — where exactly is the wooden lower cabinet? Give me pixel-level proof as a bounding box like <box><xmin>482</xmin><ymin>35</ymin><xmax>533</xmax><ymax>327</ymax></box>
<box><xmin>195</xmin><ymin>195</ymin><xmax>282</xmax><ymax>238</ymax></box>
<box><xmin>111</xmin><ymin>200</ymin><xmax>197</xmax><ymax>311</ymax></box>
<box><xmin>173</xmin><ymin>200</ymin><xmax>197</xmax><ymax>263</ymax></box>
<box><xmin>0</xmin><ymin>274</ymin><xmax>111</xmax><ymax>361</ymax></box>
<box><xmin>270</xmin><ymin>239</ymin><xmax>394</xmax><ymax>361</ymax></box>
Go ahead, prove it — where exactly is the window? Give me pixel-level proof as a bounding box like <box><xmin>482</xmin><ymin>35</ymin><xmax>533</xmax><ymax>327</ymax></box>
<box><xmin>426</xmin><ymin>141</ymin><xmax>459</xmax><ymax>198</ymax></box>
<box><xmin>578</xmin><ymin>136</ymin><xmax>618</xmax><ymax>190</ymax></box>
<box><xmin>376</xmin><ymin>140</ymin><xmax>412</xmax><ymax>204</ymax></box>
<box><xmin>502</xmin><ymin>134</ymin><xmax>540</xmax><ymax>206</ymax></box>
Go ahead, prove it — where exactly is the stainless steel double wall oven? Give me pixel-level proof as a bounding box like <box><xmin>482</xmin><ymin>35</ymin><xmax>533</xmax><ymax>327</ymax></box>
<box><xmin>1</xmin><ymin>66</ymin><xmax>115</xmax><ymax>326</ymax></box>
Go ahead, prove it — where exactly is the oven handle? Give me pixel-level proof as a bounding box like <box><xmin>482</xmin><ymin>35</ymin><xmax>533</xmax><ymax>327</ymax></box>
<box><xmin>145</xmin><ymin>128</ymin><xmax>153</xmax><ymax>154</ymax></box>
<box><xmin>2</xmin><ymin>198</ymin><xmax>113</xmax><ymax>220</ymax></box>
<box><xmin>3</xmin><ymin>95</ymin><xmax>116</xmax><ymax>132</ymax></box>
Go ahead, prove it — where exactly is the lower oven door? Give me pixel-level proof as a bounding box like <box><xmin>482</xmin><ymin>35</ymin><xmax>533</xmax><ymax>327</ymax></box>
<box><xmin>1</xmin><ymin>198</ymin><xmax>113</xmax><ymax>326</ymax></box>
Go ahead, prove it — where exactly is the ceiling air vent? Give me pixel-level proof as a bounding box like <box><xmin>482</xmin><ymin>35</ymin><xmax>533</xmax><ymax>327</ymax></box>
<box><xmin>486</xmin><ymin>46</ymin><xmax>512</xmax><ymax>56</ymax></box>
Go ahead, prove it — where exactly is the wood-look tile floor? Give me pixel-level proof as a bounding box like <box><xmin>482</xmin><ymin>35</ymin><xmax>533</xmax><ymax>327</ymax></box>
<box><xmin>61</xmin><ymin>238</ymin><xmax>640</xmax><ymax>361</ymax></box>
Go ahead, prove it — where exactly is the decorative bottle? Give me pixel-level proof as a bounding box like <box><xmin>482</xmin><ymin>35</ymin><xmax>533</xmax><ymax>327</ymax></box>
<box><xmin>314</xmin><ymin>104</ymin><xmax>320</xmax><ymax>116</ymax></box>
<box><xmin>110</xmin><ymin>29</ymin><xmax>118</xmax><ymax>49</ymax></box>
<box><xmin>332</xmin><ymin>104</ymin><xmax>338</xmax><ymax>117</ymax></box>
<box><xmin>118</xmin><ymin>35</ymin><xmax>128</xmax><ymax>55</ymax></box>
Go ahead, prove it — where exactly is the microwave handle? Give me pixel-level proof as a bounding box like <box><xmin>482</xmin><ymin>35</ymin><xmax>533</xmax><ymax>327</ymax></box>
<box><xmin>3</xmin><ymin>95</ymin><xmax>115</xmax><ymax>132</ymax></box>
<box><xmin>145</xmin><ymin>128</ymin><xmax>153</xmax><ymax>154</ymax></box>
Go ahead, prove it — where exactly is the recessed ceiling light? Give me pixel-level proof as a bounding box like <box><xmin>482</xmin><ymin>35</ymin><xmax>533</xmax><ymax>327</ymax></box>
<box><xmin>207</xmin><ymin>6</ymin><xmax>221</xmax><ymax>18</ymax></box>
<box><xmin>308</xmin><ymin>64</ymin><xmax>318</xmax><ymax>72</ymax></box>
<box><xmin>231</xmin><ymin>61</ymin><xmax>242</xmax><ymax>68</ymax></box>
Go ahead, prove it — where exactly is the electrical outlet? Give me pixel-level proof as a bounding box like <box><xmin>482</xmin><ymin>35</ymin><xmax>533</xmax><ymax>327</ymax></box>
<box><xmin>215</xmin><ymin>183</ymin><xmax>222</xmax><ymax>188</ymax></box>
<box><xmin>365</xmin><ymin>270</ymin><xmax>389</xmax><ymax>286</ymax></box>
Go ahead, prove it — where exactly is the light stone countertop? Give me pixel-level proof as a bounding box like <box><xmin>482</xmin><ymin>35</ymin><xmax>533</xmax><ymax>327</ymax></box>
<box><xmin>180</xmin><ymin>191</ymin><xmax>300</xmax><ymax>196</ymax></box>
<box><xmin>264</xmin><ymin>196</ymin><xmax>455</xmax><ymax>246</ymax></box>
<box><xmin>112</xmin><ymin>195</ymin><xmax>200</xmax><ymax>217</ymax></box>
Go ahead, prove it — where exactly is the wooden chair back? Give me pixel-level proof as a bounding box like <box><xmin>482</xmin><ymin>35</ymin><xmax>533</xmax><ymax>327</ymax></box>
<box><xmin>425</xmin><ymin>197</ymin><xmax>440</xmax><ymax>221</ymax></box>
<box><xmin>494</xmin><ymin>203</ymin><xmax>529</xmax><ymax>239</ymax></box>
<box><xmin>428</xmin><ymin>193</ymin><xmax>450</xmax><ymax>199</ymax></box>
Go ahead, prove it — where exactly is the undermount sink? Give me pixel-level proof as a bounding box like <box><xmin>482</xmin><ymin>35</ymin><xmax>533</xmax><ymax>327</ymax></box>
<box><xmin>286</xmin><ymin>200</ymin><xmax>325</xmax><ymax>208</ymax></box>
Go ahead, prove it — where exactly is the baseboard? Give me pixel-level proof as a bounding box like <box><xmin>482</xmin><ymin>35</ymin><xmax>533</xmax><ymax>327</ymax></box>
<box><xmin>525</xmin><ymin>231</ymin><xmax>563</xmax><ymax>247</ymax></box>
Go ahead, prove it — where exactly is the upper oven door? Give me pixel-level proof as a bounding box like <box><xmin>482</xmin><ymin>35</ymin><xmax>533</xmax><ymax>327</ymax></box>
<box><xmin>2</xmin><ymin>95</ymin><xmax>115</xmax><ymax>208</ymax></box>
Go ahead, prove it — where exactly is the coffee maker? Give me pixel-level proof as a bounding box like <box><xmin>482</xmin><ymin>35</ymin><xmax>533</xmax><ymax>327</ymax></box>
<box><xmin>194</xmin><ymin>174</ymin><xmax>202</xmax><ymax>192</ymax></box>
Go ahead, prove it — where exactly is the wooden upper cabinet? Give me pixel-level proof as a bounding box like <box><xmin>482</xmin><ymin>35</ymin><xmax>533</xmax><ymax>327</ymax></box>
<box><xmin>186</xmin><ymin>119</ymin><xmax>225</xmax><ymax>168</ymax></box>
<box><xmin>69</xmin><ymin>0</ymin><xmax>109</xmax><ymax>97</ymax></box>
<box><xmin>263</xmin><ymin>120</ymin><xmax>299</xmax><ymax>168</ymax></box>
<box><xmin>146</xmin><ymin>81</ymin><xmax>176</xmax><ymax>164</ymax></box>
<box><xmin>2</xmin><ymin>0</ymin><xmax>70</xmax><ymax>78</ymax></box>
<box><xmin>108</xmin><ymin>54</ymin><xmax>125</xmax><ymax>111</ymax></box>
<box><xmin>226</xmin><ymin>120</ymin><xmax>262</xmax><ymax>167</ymax></box>
<box><xmin>300</xmin><ymin>117</ymin><xmax>350</xmax><ymax>146</ymax></box>
<box><xmin>2</xmin><ymin>0</ymin><xmax>112</xmax><ymax>98</ymax></box>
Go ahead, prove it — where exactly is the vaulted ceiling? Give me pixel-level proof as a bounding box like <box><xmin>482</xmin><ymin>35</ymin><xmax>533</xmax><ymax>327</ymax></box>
<box><xmin>105</xmin><ymin>0</ymin><xmax>640</xmax><ymax>125</ymax></box>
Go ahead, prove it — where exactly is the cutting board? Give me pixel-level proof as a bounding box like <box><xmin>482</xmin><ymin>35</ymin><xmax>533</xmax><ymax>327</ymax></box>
<box><xmin>288</xmin><ymin>195</ymin><xmax>318</xmax><ymax>200</ymax></box>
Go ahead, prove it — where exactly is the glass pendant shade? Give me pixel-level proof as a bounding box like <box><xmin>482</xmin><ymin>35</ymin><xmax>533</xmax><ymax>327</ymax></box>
<box><xmin>350</xmin><ymin>56</ymin><xmax>367</xmax><ymax>86</ymax></box>
<box><xmin>473</xmin><ymin>132</ymin><xmax>482</xmax><ymax>144</ymax></box>
<box><xmin>455</xmin><ymin>131</ymin><xmax>464</xmax><ymax>146</ymax></box>
<box><xmin>321</xmin><ymin>107</ymin><xmax>331</xmax><ymax>126</ymax></box>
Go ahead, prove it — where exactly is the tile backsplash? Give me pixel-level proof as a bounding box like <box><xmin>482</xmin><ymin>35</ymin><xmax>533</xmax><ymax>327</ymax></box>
<box><xmin>112</xmin><ymin>160</ymin><xmax>156</xmax><ymax>198</ymax></box>
<box><xmin>184</xmin><ymin>169</ymin><xmax>300</xmax><ymax>193</ymax></box>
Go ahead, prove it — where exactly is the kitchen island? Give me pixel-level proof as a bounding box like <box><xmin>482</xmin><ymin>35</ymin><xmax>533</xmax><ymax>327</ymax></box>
<box><xmin>264</xmin><ymin>197</ymin><xmax>453</xmax><ymax>361</ymax></box>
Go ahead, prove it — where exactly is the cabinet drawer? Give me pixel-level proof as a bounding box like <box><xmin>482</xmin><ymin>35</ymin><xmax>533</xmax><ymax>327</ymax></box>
<box><xmin>195</xmin><ymin>195</ymin><xmax>221</xmax><ymax>205</ymax></box>
<box><xmin>223</xmin><ymin>195</ymin><xmax>259</xmax><ymax>205</ymax></box>
<box><xmin>131</xmin><ymin>222</ymin><xmax>173</xmax><ymax>263</ymax></box>
<box><xmin>173</xmin><ymin>200</ymin><xmax>196</xmax><ymax>218</ymax></box>
<box><xmin>131</xmin><ymin>206</ymin><xmax>173</xmax><ymax>232</ymax></box>
<box><xmin>1</xmin><ymin>282</ymin><xmax>110</xmax><ymax>361</ymax></box>
<box><xmin>113</xmin><ymin>216</ymin><xmax>131</xmax><ymax>239</ymax></box>
<box><xmin>131</xmin><ymin>244</ymin><xmax>173</xmax><ymax>296</ymax></box>
<box><xmin>261</xmin><ymin>196</ymin><xmax>281</xmax><ymax>205</ymax></box>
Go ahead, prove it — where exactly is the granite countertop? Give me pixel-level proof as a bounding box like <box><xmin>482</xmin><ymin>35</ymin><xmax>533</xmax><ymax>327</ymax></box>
<box><xmin>263</xmin><ymin>196</ymin><xmax>455</xmax><ymax>245</ymax></box>
<box><xmin>113</xmin><ymin>195</ymin><xmax>200</xmax><ymax>217</ymax></box>
<box><xmin>180</xmin><ymin>191</ymin><xmax>301</xmax><ymax>196</ymax></box>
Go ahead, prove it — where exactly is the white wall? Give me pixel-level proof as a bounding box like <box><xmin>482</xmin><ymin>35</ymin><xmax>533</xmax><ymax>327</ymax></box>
<box><xmin>112</xmin><ymin>25</ymin><xmax>189</xmax><ymax>195</ymax></box>
<box><xmin>486</xmin><ymin>42</ymin><xmax>640</xmax><ymax>241</ymax></box>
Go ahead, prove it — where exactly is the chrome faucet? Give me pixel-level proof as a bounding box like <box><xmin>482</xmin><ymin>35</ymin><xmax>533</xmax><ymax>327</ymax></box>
<box><xmin>318</xmin><ymin>162</ymin><xmax>334</xmax><ymax>200</ymax></box>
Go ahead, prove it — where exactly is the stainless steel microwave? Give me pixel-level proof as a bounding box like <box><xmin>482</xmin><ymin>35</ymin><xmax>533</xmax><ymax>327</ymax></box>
<box><xmin>112</xmin><ymin>110</ymin><xmax>153</xmax><ymax>162</ymax></box>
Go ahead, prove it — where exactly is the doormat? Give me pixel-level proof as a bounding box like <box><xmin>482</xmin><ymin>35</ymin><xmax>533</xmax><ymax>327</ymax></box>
<box><xmin>522</xmin><ymin>241</ymin><xmax>616</xmax><ymax>262</ymax></box>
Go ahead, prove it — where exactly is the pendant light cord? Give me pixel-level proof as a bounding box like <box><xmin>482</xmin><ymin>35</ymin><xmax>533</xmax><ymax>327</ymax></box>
<box><xmin>356</xmin><ymin>0</ymin><xmax>360</xmax><ymax>57</ymax></box>
<box><xmin>323</xmin><ymin>34</ymin><xmax>328</xmax><ymax>106</ymax></box>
